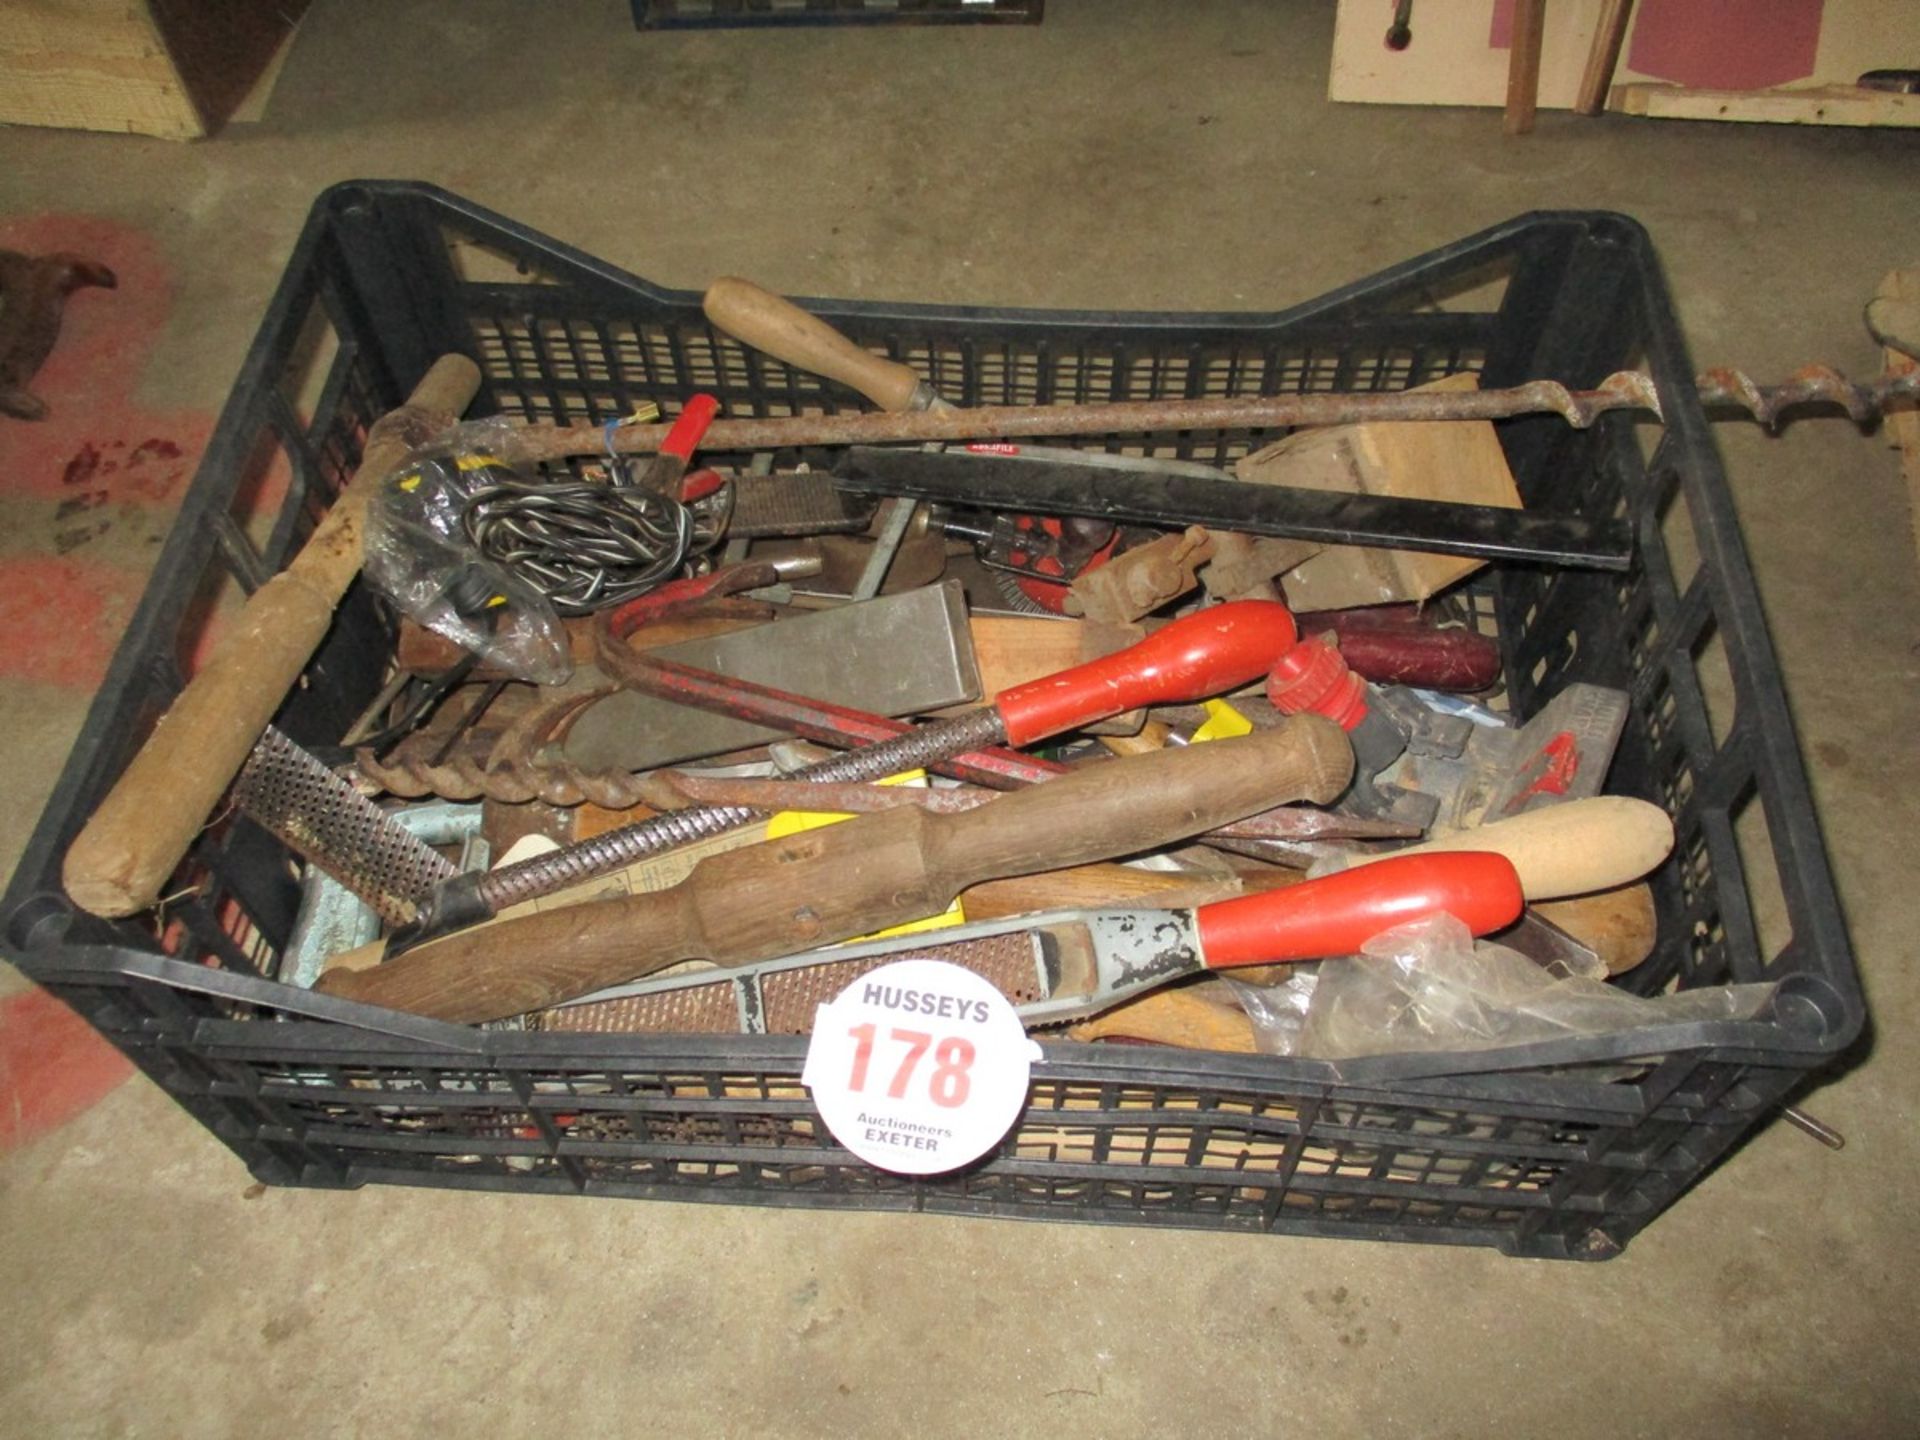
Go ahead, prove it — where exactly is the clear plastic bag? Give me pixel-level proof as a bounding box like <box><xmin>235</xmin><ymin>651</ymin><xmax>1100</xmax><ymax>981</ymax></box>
<box><xmin>363</xmin><ymin>420</ymin><xmax>573</xmax><ymax>685</ymax></box>
<box><xmin>1232</xmin><ymin>913</ymin><xmax>1775</xmax><ymax>1063</ymax></box>
<box><xmin>1227</xmin><ymin>967</ymin><xmax>1320</xmax><ymax>1056</ymax></box>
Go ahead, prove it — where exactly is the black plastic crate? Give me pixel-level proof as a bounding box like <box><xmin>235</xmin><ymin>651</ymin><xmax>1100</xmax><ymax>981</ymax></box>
<box><xmin>633</xmin><ymin>0</ymin><xmax>1042</xmax><ymax>29</ymax></box>
<box><xmin>0</xmin><ymin>182</ymin><xmax>1861</xmax><ymax>1259</ymax></box>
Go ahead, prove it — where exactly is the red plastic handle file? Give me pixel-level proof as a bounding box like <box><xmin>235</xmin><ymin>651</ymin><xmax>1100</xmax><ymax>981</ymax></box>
<box><xmin>993</xmin><ymin>600</ymin><xmax>1298</xmax><ymax>746</ymax></box>
<box><xmin>1194</xmin><ymin>851</ymin><xmax>1524</xmax><ymax>969</ymax></box>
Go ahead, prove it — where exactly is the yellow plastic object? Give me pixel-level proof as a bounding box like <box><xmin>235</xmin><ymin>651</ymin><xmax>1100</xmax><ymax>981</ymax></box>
<box><xmin>1190</xmin><ymin>699</ymin><xmax>1254</xmax><ymax>743</ymax></box>
<box><xmin>765</xmin><ymin>770</ymin><xmax>965</xmax><ymax>937</ymax></box>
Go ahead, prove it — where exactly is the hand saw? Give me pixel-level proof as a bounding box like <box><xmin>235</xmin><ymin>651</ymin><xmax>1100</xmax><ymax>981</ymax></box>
<box><xmin>540</xmin><ymin>851</ymin><xmax>1523</xmax><ymax>1034</ymax></box>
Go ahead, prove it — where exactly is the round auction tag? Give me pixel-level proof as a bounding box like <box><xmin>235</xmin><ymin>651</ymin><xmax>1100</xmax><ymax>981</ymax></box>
<box><xmin>801</xmin><ymin>958</ymin><xmax>1043</xmax><ymax>1176</ymax></box>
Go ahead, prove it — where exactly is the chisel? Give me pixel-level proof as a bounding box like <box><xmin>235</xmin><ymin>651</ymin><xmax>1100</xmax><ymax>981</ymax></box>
<box><xmin>316</xmin><ymin>716</ymin><xmax>1355</xmax><ymax>1022</ymax></box>
<box><xmin>543</xmin><ymin>851</ymin><xmax>1524</xmax><ymax>1033</ymax></box>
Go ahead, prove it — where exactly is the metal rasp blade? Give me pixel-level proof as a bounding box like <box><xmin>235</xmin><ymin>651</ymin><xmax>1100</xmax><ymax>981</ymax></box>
<box><xmin>232</xmin><ymin>725</ymin><xmax>456</xmax><ymax>927</ymax></box>
<box><xmin>536</xmin><ymin>909</ymin><xmax>1167</xmax><ymax>1035</ymax></box>
<box><xmin>726</xmin><ymin>470</ymin><xmax>875</xmax><ymax>537</ymax></box>
<box><xmin>540</xmin><ymin>930</ymin><xmax>1049</xmax><ymax>1035</ymax></box>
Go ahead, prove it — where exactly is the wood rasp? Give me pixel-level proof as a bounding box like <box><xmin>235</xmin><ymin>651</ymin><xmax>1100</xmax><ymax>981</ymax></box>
<box><xmin>543</xmin><ymin>852</ymin><xmax>1524</xmax><ymax>1033</ymax></box>
<box><xmin>314</xmin><ymin>717</ymin><xmax>1354</xmax><ymax>1023</ymax></box>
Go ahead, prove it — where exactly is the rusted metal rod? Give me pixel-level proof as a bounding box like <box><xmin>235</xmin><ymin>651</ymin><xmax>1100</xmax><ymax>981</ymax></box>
<box><xmin>507</xmin><ymin>366</ymin><xmax>1919</xmax><ymax>459</ymax></box>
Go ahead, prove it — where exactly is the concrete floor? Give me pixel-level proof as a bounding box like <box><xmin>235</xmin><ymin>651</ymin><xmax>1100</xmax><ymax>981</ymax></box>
<box><xmin>1</xmin><ymin>2</ymin><xmax>1916</xmax><ymax>1434</ymax></box>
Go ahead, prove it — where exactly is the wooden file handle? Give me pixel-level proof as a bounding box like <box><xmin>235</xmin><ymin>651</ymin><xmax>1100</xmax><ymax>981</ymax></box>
<box><xmin>62</xmin><ymin>354</ymin><xmax>484</xmax><ymax>917</ymax></box>
<box><xmin>703</xmin><ymin>276</ymin><xmax>933</xmax><ymax>413</ymax></box>
<box><xmin>316</xmin><ymin>717</ymin><xmax>1354</xmax><ymax>1022</ymax></box>
<box><xmin>1391</xmin><ymin>797</ymin><xmax>1674</xmax><ymax>899</ymax></box>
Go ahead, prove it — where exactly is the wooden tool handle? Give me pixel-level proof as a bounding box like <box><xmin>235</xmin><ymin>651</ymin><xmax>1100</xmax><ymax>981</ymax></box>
<box><xmin>1069</xmin><ymin>985</ymin><xmax>1258</xmax><ymax>1051</ymax></box>
<box><xmin>703</xmin><ymin>276</ymin><xmax>930</xmax><ymax>412</ymax></box>
<box><xmin>1393</xmin><ymin>797</ymin><xmax>1674</xmax><ymax>899</ymax></box>
<box><xmin>320</xmin><ymin>885</ymin><xmax>708</xmax><ymax>1021</ymax></box>
<box><xmin>1535</xmin><ymin>882</ymin><xmax>1658</xmax><ymax>974</ymax></box>
<box><xmin>319</xmin><ymin>718</ymin><xmax>1353</xmax><ymax>1022</ymax></box>
<box><xmin>62</xmin><ymin>355</ymin><xmax>483</xmax><ymax>917</ymax></box>
<box><xmin>963</xmin><ymin>860</ymin><xmax>1298</xmax><ymax>919</ymax></box>
<box><xmin>932</xmin><ymin>716</ymin><xmax>1352</xmax><ymax>885</ymax></box>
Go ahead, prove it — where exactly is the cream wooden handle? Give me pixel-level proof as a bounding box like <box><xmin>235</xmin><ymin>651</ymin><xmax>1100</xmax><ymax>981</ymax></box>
<box><xmin>1391</xmin><ymin>797</ymin><xmax>1674</xmax><ymax>900</ymax></box>
<box><xmin>704</xmin><ymin>276</ymin><xmax>930</xmax><ymax>412</ymax></box>
<box><xmin>62</xmin><ymin>355</ymin><xmax>483</xmax><ymax>917</ymax></box>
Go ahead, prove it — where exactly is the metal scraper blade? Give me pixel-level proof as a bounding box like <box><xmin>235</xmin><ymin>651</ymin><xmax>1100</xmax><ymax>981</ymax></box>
<box><xmin>232</xmin><ymin>725</ymin><xmax>457</xmax><ymax>928</ymax></box>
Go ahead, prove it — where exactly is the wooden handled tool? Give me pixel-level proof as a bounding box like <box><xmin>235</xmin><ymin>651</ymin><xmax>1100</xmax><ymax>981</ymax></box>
<box><xmin>315</xmin><ymin>718</ymin><xmax>1354</xmax><ymax>1022</ymax></box>
<box><xmin>546</xmin><ymin>852</ymin><xmax>1525</xmax><ymax>1033</ymax></box>
<box><xmin>704</xmin><ymin>276</ymin><xmax>944</xmax><ymax>413</ymax></box>
<box><xmin>61</xmin><ymin>355</ymin><xmax>483</xmax><ymax>918</ymax></box>
<box><xmin>1220</xmin><ymin>796</ymin><xmax>1674</xmax><ymax>986</ymax></box>
<box><xmin>1388</xmin><ymin>797</ymin><xmax>1673</xmax><ymax>899</ymax></box>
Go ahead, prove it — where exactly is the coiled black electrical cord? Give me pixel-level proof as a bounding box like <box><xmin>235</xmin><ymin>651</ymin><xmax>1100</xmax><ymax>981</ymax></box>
<box><xmin>461</xmin><ymin>470</ymin><xmax>731</xmax><ymax>615</ymax></box>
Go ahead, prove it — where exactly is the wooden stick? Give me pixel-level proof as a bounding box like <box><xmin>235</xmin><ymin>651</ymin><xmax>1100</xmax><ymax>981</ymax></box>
<box><xmin>1574</xmin><ymin>0</ymin><xmax>1633</xmax><ymax>116</ymax></box>
<box><xmin>62</xmin><ymin>355</ymin><xmax>483</xmax><ymax>917</ymax></box>
<box><xmin>1504</xmin><ymin>0</ymin><xmax>1547</xmax><ymax>136</ymax></box>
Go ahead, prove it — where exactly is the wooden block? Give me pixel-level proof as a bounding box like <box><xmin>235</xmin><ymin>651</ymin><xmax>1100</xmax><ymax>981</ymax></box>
<box><xmin>1612</xmin><ymin>83</ymin><xmax>1920</xmax><ymax>127</ymax></box>
<box><xmin>968</xmin><ymin>615</ymin><xmax>1085</xmax><ymax>699</ymax></box>
<box><xmin>0</xmin><ymin>0</ymin><xmax>308</xmax><ymax>140</ymax></box>
<box><xmin>1237</xmin><ymin>374</ymin><xmax>1521</xmax><ymax>613</ymax></box>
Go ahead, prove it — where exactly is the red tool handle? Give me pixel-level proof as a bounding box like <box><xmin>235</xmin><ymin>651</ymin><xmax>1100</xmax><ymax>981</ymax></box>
<box><xmin>1194</xmin><ymin>852</ymin><xmax>1523</xmax><ymax>968</ymax></box>
<box><xmin>638</xmin><ymin>394</ymin><xmax>721</xmax><ymax>498</ymax></box>
<box><xmin>660</xmin><ymin>393</ymin><xmax>721</xmax><ymax>461</ymax></box>
<box><xmin>993</xmin><ymin>600</ymin><xmax>1298</xmax><ymax>746</ymax></box>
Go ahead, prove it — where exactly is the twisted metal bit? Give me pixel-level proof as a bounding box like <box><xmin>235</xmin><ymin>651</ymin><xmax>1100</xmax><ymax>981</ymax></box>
<box><xmin>508</xmin><ymin>366</ymin><xmax>1919</xmax><ymax>459</ymax></box>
